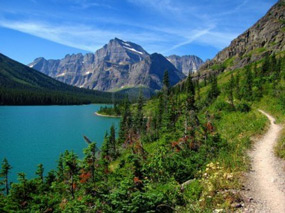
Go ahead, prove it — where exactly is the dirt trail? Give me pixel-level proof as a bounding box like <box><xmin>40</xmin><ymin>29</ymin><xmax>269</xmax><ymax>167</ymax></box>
<box><xmin>243</xmin><ymin>110</ymin><xmax>285</xmax><ymax>212</ymax></box>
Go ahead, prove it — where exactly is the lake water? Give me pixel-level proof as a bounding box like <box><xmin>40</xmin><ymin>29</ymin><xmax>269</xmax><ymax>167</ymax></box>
<box><xmin>0</xmin><ymin>105</ymin><xmax>120</xmax><ymax>183</ymax></box>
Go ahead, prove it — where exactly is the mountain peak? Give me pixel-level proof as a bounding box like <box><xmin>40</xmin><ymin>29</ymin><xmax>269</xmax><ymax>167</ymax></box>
<box><xmin>29</xmin><ymin>38</ymin><xmax>205</xmax><ymax>92</ymax></box>
<box><xmin>167</xmin><ymin>55</ymin><xmax>204</xmax><ymax>75</ymax></box>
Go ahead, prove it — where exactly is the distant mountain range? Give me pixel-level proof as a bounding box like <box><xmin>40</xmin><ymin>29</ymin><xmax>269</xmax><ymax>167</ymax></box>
<box><xmin>29</xmin><ymin>38</ymin><xmax>203</xmax><ymax>92</ymax></box>
<box><xmin>0</xmin><ymin>53</ymin><xmax>123</xmax><ymax>105</ymax></box>
<box><xmin>166</xmin><ymin>55</ymin><xmax>203</xmax><ymax>75</ymax></box>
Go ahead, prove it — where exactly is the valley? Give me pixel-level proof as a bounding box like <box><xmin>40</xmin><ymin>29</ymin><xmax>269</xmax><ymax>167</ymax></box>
<box><xmin>0</xmin><ymin>0</ymin><xmax>284</xmax><ymax>212</ymax></box>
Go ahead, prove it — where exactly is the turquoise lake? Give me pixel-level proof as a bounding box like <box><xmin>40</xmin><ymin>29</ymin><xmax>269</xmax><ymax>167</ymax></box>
<box><xmin>0</xmin><ymin>105</ymin><xmax>120</xmax><ymax>183</ymax></box>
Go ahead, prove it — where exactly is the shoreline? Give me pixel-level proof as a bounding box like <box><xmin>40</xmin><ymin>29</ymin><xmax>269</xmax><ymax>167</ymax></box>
<box><xmin>94</xmin><ymin>112</ymin><xmax>121</xmax><ymax>118</ymax></box>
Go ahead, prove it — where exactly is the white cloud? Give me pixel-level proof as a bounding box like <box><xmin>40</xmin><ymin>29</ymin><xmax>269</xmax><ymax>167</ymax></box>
<box><xmin>198</xmin><ymin>31</ymin><xmax>238</xmax><ymax>49</ymax></box>
<box><xmin>163</xmin><ymin>28</ymin><xmax>212</xmax><ymax>52</ymax></box>
<box><xmin>0</xmin><ymin>19</ymin><xmax>171</xmax><ymax>53</ymax></box>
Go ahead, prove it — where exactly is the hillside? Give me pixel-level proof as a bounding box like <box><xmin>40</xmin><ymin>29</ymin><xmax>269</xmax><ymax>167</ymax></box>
<box><xmin>0</xmin><ymin>1</ymin><xmax>285</xmax><ymax>212</ymax></box>
<box><xmin>199</xmin><ymin>0</ymin><xmax>285</xmax><ymax>76</ymax></box>
<box><xmin>0</xmin><ymin>53</ymin><xmax>123</xmax><ymax>105</ymax></box>
<box><xmin>1</xmin><ymin>52</ymin><xmax>283</xmax><ymax>211</ymax></box>
<box><xmin>29</xmin><ymin>38</ymin><xmax>190</xmax><ymax>92</ymax></box>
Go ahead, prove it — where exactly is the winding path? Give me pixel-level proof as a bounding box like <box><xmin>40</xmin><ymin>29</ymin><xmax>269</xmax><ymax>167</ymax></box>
<box><xmin>244</xmin><ymin>110</ymin><xmax>285</xmax><ymax>212</ymax></box>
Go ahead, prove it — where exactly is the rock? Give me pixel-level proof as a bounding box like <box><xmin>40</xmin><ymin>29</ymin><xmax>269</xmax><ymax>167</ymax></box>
<box><xmin>231</xmin><ymin>202</ymin><xmax>243</xmax><ymax>208</ymax></box>
<box><xmin>199</xmin><ymin>0</ymin><xmax>285</xmax><ymax>75</ymax></box>
<box><xmin>28</xmin><ymin>38</ymin><xmax>197</xmax><ymax>92</ymax></box>
<box><xmin>166</xmin><ymin>55</ymin><xmax>203</xmax><ymax>75</ymax></box>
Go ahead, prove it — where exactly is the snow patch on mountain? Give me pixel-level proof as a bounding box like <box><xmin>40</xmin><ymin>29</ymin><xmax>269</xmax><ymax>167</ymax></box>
<box><xmin>124</xmin><ymin>46</ymin><xmax>143</xmax><ymax>55</ymax></box>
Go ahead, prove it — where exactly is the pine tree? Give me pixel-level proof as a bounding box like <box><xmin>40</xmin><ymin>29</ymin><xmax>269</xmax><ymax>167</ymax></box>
<box><xmin>261</xmin><ymin>54</ymin><xmax>270</xmax><ymax>76</ymax></box>
<box><xmin>163</xmin><ymin>70</ymin><xmax>170</xmax><ymax>93</ymax></box>
<box><xmin>244</xmin><ymin>66</ymin><xmax>253</xmax><ymax>100</ymax></box>
<box><xmin>0</xmin><ymin>158</ymin><xmax>12</xmax><ymax>194</ymax></box>
<box><xmin>207</xmin><ymin>74</ymin><xmax>220</xmax><ymax>102</ymax></box>
<box><xmin>228</xmin><ymin>73</ymin><xmax>235</xmax><ymax>108</ymax></box>
<box><xmin>271</xmin><ymin>53</ymin><xmax>277</xmax><ymax>73</ymax></box>
<box><xmin>186</xmin><ymin>73</ymin><xmax>196</xmax><ymax>111</ymax></box>
<box><xmin>197</xmin><ymin>73</ymin><xmax>201</xmax><ymax>101</ymax></box>
<box><xmin>118</xmin><ymin>97</ymin><xmax>132</xmax><ymax>144</ymax></box>
<box><xmin>157</xmin><ymin>94</ymin><xmax>164</xmax><ymax>129</ymax></box>
<box><xmin>63</xmin><ymin>151</ymin><xmax>79</xmax><ymax>199</ymax></box>
<box><xmin>57</xmin><ymin>154</ymin><xmax>64</xmax><ymax>181</ymax></box>
<box><xmin>109</xmin><ymin>125</ymin><xmax>117</xmax><ymax>158</ymax></box>
<box><xmin>35</xmin><ymin>163</ymin><xmax>44</xmax><ymax>182</ymax></box>
<box><xmin>134</xmin><ymin>91</ymin><xmax>144</xmax><ymax>135</ymax></box>
<box><xmin>235</xmin><ymin>71</ymin><xmax>241</xmax><ymax>100</ymax></box>
<box><xmin>101</xmin><ymin>132</ymin><xmax>110</xmax><ymax>160</ymax></box>
<box><xmin>83</xmin><ymin>142</ymin><xmax>97</xmax><ymax>183</ymax></box>
<box><xmin>204</xmin><ymin>76</ymin><xmax>207</xmax><ymax>87</ymax></box>
<box><xmin>273</xmin><ymin>57</ymin><xmax>281</xmax><ymax>81</ymax></box>
<box><xmin>253</xmin><ymin>62</ymin><xmax>258</xmax><ymax>79</ymax></box>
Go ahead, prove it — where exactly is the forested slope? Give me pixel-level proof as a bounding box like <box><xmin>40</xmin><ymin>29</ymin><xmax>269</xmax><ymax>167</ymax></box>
<box><xmin>0</xmin><ymin>53</ymin><xmax>123</xmax><ymax>105</ymax></box>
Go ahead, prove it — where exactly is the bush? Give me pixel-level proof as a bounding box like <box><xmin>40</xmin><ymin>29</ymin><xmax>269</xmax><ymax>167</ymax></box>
<box><xmin>213</xmin><ymin>100</ymin><xmax>234</xmax><ymax>112</ymax></box>
<box><xmin>236</xmin><ymin>102</ymin><xmax>251</xmax><ymax>112</ymax></box>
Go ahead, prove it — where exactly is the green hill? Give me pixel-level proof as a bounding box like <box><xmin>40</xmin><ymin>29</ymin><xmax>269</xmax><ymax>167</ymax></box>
<box><xmin>0</xmin><ymin>53</ymin><xmax>123</xmax><ymax>105</ymax></box>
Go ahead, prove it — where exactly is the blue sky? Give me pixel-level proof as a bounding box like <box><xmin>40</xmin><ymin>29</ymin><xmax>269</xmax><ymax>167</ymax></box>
<box><xmin>0</xmin><ymin>0</ymin><xmax>278</xmax><ymax>64</ymax></box>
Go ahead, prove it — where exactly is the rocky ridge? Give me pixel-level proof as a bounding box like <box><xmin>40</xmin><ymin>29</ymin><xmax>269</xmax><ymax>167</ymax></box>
<box><xmin>29</xmin><ymin>38</ymin><xmax>202</xmax><ymax>92</ymax></box>
<box><xmin>199</xmin><ymin>0</ymin><xmax>285</xmax><ymax>74</ymax></box>
<box><xmin>167</xmin><ymin>55</ymin><xmax>204</xmax><ymax>75</ymax></box>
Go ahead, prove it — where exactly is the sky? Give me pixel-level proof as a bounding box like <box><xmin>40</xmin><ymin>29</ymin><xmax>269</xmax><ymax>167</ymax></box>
<box><xmin>0</xmin><ymin>0</ymin><xmax>278</xmax><ymax>64</ymax></box>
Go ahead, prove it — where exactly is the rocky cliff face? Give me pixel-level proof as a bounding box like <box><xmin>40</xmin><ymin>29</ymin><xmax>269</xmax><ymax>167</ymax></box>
<box><xmin>167</xmin><ymin>55</ymin><xmax>204</xmax><ymax>75</ymax></box>
<box><xmin>199</xmin><ymin>0</ymin><xmax>285</xmax><ymax>74</ymax></box>
<box><xmin>29</xmin><ymin>38</ymin><xmax>187</xmax><ymax>92</ymax></box>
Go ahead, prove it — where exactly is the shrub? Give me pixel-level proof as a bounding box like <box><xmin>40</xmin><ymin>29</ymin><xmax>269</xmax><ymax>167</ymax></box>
<box><xmin>236</xmin><ymin>102</ymin><xmax>251</xmax><ymax>112</ymax></box>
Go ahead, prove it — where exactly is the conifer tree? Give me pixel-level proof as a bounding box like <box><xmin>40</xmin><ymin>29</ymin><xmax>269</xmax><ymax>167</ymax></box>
<box><xmin>57</xmin><ymin>154</ymin><xmax>64</xmax><ymax>181</ymax></box>
<box><xmin>228</xmin><ymin>74</ymin><xmax>235</xmax><ymax>108</ymax></box>
<box><xmin>207</xmin><ymin>74</ymin><xmax>220</xmax><ymax>102</ymax></box>
<box><xmin>186</xmin><ymin>73</ymin><xmax>196</xmax><ymax>111</ymax></box>
<box><xmin>17</xmin><ymin>172</ymin><xmax>28</xmax><ymax>200</ymax></box>
<box><xmin>135</xmin><ymin>91</ymin><xmax>144</xmax><ymax>135</ymax></box>
<box><xmin>262</xmin><ymin>54</ymin><xmax>270</xmax><ymax>76</ymax></box>
<box><xmin>163</xmin><ymin>70</ymin><xmax>170</xmax><ymax>93</ymax></box>
<box><xmin>118</xmin><ymin>97</ymin><xmax>132</xmax><ymax>144</ymax></box>
<box><xmin>269</xmin><ymin>53</ymin><xmax>276</xmax><ymax>73</ymax></box>
<box><xmin>235</xmin><ymin>71</ymin><xmax>242</xmax><ymax>100</ymax></box>
<box><xmin>0</xmin><ymin>158</ymin><xmax>12</xmax><ymax>194</ymax></box>
<box><xmin>253</xmin><ymin>62</ymin><xmax>258</xmax><ymax>79</ymax></box>
<box><xmin>63</xmin><ymin>151</ymin><xmax>79</xmax><ymax>199</ymax></box>
<box><xmin>273</xmin><ymin>58</ymin><xmax>281</xmax><ymax>81</ymax></box>
<box><xmin>35</xmin><ymin>163</ymin><xmax>44</xmax><ymax>182</ymax></box>
<box><xmin>244</xmin><ymin>66</ymin><xmax>253</xmax><ymax>100</ymax></box>
<box><xmin>109</xmin><ymin>125</ymin><xmax>117</xmax><ymax>158</ymax></box>
<box><xmin>204</xmin><ymin>76</ymin><xmax>207</xmax><ymax>87</ymax></box>
<box><xmin>162</xmin><ymin>94</ymin><xmax>176</xmax><ymax>131</ymax></box>
<box><xmin>197</xmin><ymin>73</ymin><xmax>201</xmax><ymax>101</ymax></box>
<box><xmin>101</xmin><ymin>132</ymin><xmax>110</xmax><ymax>160</ymax></box>
<box><xmin>83</xmin><ymin>142</ymin><xmax>97</xmax><ymax>183</ymax></box>
<box><xmin>157</xmin><ymin>95</ymin><xmax>164</xmax><ymax>129</ymax></box>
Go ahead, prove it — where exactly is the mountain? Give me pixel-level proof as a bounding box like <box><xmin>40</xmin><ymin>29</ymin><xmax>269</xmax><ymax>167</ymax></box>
<box><xmin>29</xmin><ymin>38</ymin><xmax>186</xmax><ymax>92</ymax></box>
<box><xmin>0</xmin><ymin>53</ymin><xmax>123</xmax><ymax>105</ymax></box>
<box><xmin>199</xmin><ymin>0</ymin><xmax>285</xmax><ymax>75</ymax></box>
<box><xmin>166</xmin><ymin>55</ymin><xmax>204</xmax><ymax>75</ymax></box>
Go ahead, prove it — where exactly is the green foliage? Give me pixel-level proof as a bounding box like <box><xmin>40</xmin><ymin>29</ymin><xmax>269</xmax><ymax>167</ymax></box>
<box><xmin>0</xmin><ymin>158</ymin><xmax>12</xmax><ymax>195</ymax></box>
<box><xmin>236</xmin><ymin>102</ymin><xmax>251</xmax><ymax>112</ymax></box>
<box><xmin>1</xmin><ymin>54</ymin><xmax>284</xmax><ymax>212</ymax></box>
<box><xmin>35</xmin><ymin>164</ymin><xmax>44</xmax><ymax>182</ymax></box>
<box><xmin>97</xmin><ymin>103</ymin><xmax>121</xmax><ymax>116</ymax></box>
<box><xmin>0</xmin><ymin>53</ymin><xmax>125</xmax><ymax>105</ymax></box>
<box><xmin>206</xmin><ymin>74</ymin><xmax>220</xmax><ymax>103</ymax></box>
